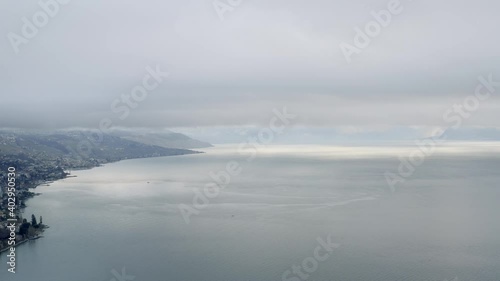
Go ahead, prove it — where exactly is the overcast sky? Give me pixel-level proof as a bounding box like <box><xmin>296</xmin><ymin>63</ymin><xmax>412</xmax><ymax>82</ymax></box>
<box><xmin>1</xmin><ymin>0</ymin><xmax>500</xmax><ymax>139</ymax></box>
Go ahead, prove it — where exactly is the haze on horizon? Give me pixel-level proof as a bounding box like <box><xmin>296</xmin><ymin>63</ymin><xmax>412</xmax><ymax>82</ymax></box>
<box><xmin>1</xmin><ymin>0</ymin><xmax>500</xmax><ymax>143</ymax></box>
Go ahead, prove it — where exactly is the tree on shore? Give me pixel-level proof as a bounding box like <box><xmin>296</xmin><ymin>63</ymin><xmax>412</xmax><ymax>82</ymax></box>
<box><xmin>31</xmin><ymin>214</ymin><xmax>37</xmax><ymax>227</ymax></box>
<box><xmin>19</xmin><ymin>222</ymin><xmax>30</xmax><ymax>236</ymax></box>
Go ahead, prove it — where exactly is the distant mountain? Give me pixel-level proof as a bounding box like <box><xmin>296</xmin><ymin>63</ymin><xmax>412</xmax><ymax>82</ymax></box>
<box><xmin>0</xmin><ymin>130</ymin><xmax>203</xmax><ymax>204</ymax></box>
<box><xmin>0</xmin><ymin>130</ymin><xmax>203</xmax><ymax>217</ymax></box>
<box><xmin>108</xmin><ymin>129</ymin><xmax>213</xmax><ymax>149</ymax></box>
<box><xmin>0</xmin><ymin>130</ymin><xmax>200</xmax><ymax>170</ymax></box>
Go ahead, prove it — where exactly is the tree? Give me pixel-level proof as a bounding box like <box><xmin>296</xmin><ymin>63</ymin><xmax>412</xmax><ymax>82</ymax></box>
<box><xmin>19</xmin><ymin>222</ymin><xmax>30</xmax><ymax>236</ymax></box>
<box><xmin>31</xmin><ymin>214</ymin><xmax>37</xmax><ymax>227</ymax></box>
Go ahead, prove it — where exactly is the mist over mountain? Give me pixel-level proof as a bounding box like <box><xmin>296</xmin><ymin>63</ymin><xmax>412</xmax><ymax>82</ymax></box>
<box><xmin>0</xmin><ymin>129</ymin><xmax>210</xmax><ymax>170</ymax></box>
<box><xmin>107</xmin><ymin>128</ymin><xmax>213</xmax><ymax>149</ymax></box>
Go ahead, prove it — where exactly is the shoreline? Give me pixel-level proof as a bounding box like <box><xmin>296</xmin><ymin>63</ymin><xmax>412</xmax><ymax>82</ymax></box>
<box><xmin>1</xmin><ymin>151</ymin><xmax>203</xmax><ymax>254</ymax></box>
<box><xmin>0</xmin><ymin>235</ymin><xmax>42</xmax><ymax>254</ymax></box>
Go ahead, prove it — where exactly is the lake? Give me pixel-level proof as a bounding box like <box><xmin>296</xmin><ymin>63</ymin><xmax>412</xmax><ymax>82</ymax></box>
<box><xmin>2</xmin><ymin>144</ymin><xmax>500</xmax><ymax>281</ymax></box>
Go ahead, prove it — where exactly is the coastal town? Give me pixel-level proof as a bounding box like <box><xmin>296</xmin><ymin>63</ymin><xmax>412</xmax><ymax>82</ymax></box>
<box><xmin>0</xmin><ymin>130</ymin><xmax>201</xmax><ymax>254</ymax></box>
<box><xmin>0</xmin><ymin>153</ymin><xmax>67</xmax><ymax>253</ymax></box>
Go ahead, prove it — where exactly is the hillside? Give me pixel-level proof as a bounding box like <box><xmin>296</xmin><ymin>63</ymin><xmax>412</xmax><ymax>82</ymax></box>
<box><xmin>0</xmin><ymin>130</ymin><xmax>201</xmax><ymax>192</ymax></box>
<box><xmin>108</xmin><ymin>129</ymin><xmax>213</xmax><ymax>149</ymax></box>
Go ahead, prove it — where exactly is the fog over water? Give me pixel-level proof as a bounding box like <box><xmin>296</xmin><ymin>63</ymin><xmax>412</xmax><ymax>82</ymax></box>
<box><xmin>2</xmin><ymin>144</ymin><xmax>500</xmax><ymax>281</ymax></box>
<box><xmin>3</xmin><ymin>1</ymin><xmax>500</xmax><ymax>280</ymax></box>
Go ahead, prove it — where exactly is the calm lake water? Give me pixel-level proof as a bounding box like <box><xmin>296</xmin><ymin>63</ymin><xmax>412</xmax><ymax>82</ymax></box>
<box><xmin>2</xmin><ymin>144</ymin><xmax>500</xmax><ymax>281</ymax></box>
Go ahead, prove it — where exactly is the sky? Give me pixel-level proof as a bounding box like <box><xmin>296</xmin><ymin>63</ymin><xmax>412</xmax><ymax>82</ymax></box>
<box><xmin>1</xmin><ymin>0</ymin><xmax>500</xmax><ymax>142</ymax></box>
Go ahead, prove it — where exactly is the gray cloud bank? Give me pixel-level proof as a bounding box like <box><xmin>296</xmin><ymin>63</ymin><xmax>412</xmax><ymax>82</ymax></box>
<box><xmin>1</xmin><ymin>0</ymin><xmax>499</xmax><ymax>131</ymax></box>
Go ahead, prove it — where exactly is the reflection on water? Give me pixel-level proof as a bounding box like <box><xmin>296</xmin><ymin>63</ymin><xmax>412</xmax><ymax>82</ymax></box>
<box><xmin>2</xmin><ymin>145</ymin><xmax>500</xmax><ymax>281</ymax></box>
